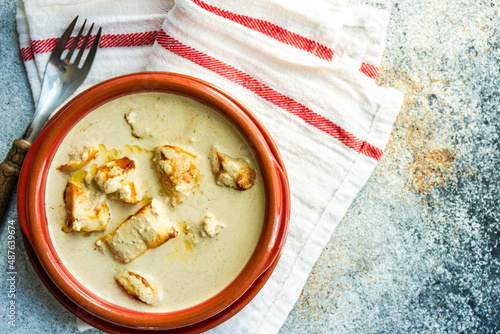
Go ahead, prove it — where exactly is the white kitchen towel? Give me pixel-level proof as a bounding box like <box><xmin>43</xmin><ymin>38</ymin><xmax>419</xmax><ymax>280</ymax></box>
<box><xmin>16</xmin><ymin>0</ymin><xmax>403</xmax><ymax>333</ymax></box>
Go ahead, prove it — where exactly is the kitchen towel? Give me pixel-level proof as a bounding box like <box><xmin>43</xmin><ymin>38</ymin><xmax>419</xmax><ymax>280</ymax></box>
<box><xmin>16</xmin><ymin>0</ymin><xmax>404</xmax><ymax>333</ymax></box>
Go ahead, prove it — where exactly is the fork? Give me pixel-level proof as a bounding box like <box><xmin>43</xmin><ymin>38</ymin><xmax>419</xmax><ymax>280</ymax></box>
<box><xmin>0</xmin><ymin>16</ymin><xmax>102</xmax><ymax>223</ymax></box>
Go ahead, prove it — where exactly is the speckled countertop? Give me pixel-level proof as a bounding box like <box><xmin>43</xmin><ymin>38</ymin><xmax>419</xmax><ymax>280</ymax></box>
<box><xmin>1</xmin><ymin>0</ymin><xmax>499</xmax><ymax>333</ymax></box>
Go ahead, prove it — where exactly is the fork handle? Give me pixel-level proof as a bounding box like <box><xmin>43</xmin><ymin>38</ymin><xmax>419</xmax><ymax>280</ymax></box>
<box><xmin>0</xmin><ymin>139</ymin><xmax>31</xmax><ymax>223</ymax></box>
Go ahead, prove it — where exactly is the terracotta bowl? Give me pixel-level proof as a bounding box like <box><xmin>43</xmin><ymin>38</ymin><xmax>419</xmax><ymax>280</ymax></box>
<box><xmin>17</xmin><ymin>72</ymin><xmax>290</xmax><ymax>331</ymax></box>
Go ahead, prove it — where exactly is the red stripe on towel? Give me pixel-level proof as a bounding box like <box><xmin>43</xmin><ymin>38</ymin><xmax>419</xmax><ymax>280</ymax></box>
<box><xmin>21</xmin><ymin>45</ymin><xmax>36</xmax><ymax>62</ymax></box>
<box><xmin>157</xmin><ymin>30</ymin><xmax>383</xmax><ymax>161</ymax></box>
<box><xmin>359</xmin><ymin>62</ymin><xmax>379</xmax><ymax>79</ymax></box>
<box><xmin>99</xmin><ymin>31</ymin><xmax>158</xmax><ymax>48</ymax></box>
<box><xmin>20</xmin><ymin>31</ymin><xmax>158</xmax><ymax>61</ymax></box>
<box><xmin>21</xmin><ymin>26</ymin><xmax>379</xmax><ymax>80</ymax></box>
<box><xmin>30</xmin><ymin>37</ymin><xmax>59</xmax><ymax>59</ymax></box>
<box><xmin>191</xmin><ymin>0</ymin><xmax>334</xmax><ymax>61</ymax></box>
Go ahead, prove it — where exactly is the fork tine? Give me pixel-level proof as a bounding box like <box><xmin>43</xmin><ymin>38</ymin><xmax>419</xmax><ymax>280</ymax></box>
<box><xmin>82</xmin><ymin>26</ymin><xmax>102</xmax><ymax>70</ymax></box>
<box><xmin>74</xmin><ymin>23</ymin><xmax>94</xmax><ymax>65</ymax></box>
<box><xmin>65</xmin><ymin>19</ymin><xmax>87</xmax><ymax>63</ymax></box>
<box><xmin>50</xmin><ymin>16</ymin><xmax>79</xmax><ymax>60</ymax></box>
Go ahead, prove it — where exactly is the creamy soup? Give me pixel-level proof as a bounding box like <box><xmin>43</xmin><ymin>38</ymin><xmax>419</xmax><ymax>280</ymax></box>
<box><xmin>45</xmin><ymin>92</ymin><xmax>266</xmax><ymax>312</ymax></box>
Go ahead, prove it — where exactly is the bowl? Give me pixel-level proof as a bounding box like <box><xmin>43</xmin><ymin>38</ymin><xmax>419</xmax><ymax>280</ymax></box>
<box><xmin>17</xmin><ymin>72</ymin><xmax>290</xmax><ymax>331</ymax></box>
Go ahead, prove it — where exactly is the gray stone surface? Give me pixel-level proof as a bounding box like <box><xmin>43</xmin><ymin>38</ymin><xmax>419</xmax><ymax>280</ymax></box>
<box><xmin>1</xmin><ymin>0</ymin><xmax>499</xmax><ymax>333</ymax></box>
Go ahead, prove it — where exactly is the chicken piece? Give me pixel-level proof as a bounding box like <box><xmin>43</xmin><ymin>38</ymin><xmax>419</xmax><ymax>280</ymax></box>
<box><xmin>115</xmin><ymin>270</ymin><xmax>162</xmax><ymax>305</ymax></box>
<box><xmin>210</xmin><ymin>148</ymin><xmax>256</xmax><ymax>190</ymax></box>
<box><xmin>107</xmin><ymin>180</ymin><xmax>138</xmax><ymax>205</ymax></box>
<box><xmin>124</xmin><ymin>111</ymin><xmax>151</xmax><ymax>138</ymax></box>
<box><xmin>94</xmin><ymin>157</ymin><xmax>135</xmax><ymax>193</ymax></box>
<box><xmin>58</xmin><ymin>146</ymin><xmax>98</xmax><ymax>172</ymax></box>
<box><xmin>153</xmin><ymin>145</ymin><xmax>199</xmax><ymax>206</ymax></box>
<box><xmin>93</xmin><ymin>157</ymin><xmax>138</xmax><ymax>204</ymax></box>
<box><xmin>63</xmin><ymin>181</ymin><xmax>109</xmax><ymax>232</ymax></box>
<box><xmin>97</xmin><ymin>199</ymin><xmax>178</xmax><ymax>263</ymax></box>
<box><xmin>201</xmin><ymin>214</ymin><xmax>224</xmax><ymax>238</ymax></box>
<box><xmin>182</xmin><ymin>222</ymin><xmax>199</xmax><ymax>250</ymax></box>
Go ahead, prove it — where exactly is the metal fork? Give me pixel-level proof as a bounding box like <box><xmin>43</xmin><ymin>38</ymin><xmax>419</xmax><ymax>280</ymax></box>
<box><xmin>0</xmin><ymin>16</ymin><xmax>102</xmax><ymax>222</ymax></box>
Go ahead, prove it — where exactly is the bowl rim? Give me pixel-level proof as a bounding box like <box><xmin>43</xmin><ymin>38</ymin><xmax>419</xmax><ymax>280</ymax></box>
<box><xmin>19</xmin><ymin>72</ymin><xmax>289</xmax><ymax>329</ymax></box>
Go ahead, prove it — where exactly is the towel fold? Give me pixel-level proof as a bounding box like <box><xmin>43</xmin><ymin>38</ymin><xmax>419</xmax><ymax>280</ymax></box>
<box><xmin>16</xmin><ymin>0</ymin><xmax>403</xmax><ymax>333</ymax></box>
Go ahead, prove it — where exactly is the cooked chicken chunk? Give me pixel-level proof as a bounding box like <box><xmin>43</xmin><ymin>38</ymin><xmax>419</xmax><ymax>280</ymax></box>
<box><xmin>115</xmin><ymin>270</ymin><xmax>162</xmax><ymax>305</ymax></box>
<box><xmin>107</xmin><ymin>180</ymin><xmax>138</xmax><ymax>205</ymax></box>
<box><xmin>182</xmin><ymin>223</ymin><xmax>199</xmax><ymax>248</ymax></box>
<box><xmin>93</xmin><ymin>157</ymin><xmax>138</xmax><ymax>204</ymax></box>
<box><xmin>201</xmin><ymin>214</ymin><xmax>224</xmax><ymax>238</ymax></box>
<box><xmin>124</xmin><ymin>111</ymin><xmax>151</xmax><ymax>138</ymax></box>
<box><xmin>210</xmin><ymin>148</ymin><xmax>256</xmax><ymax>190</ymax></box>
<box><xmin>93</xmin><ymin>157</ymin><xmax>135</xmax><ymax>193</ymax></box>
<box><xmin>97</xmin><ymin>199</ymin><xmax>178</xmax><ymax>263</ymax></box>
<box><xmin>63</xmin><ymin>181</ymin><xmax>109</xmax><ymax>232</ymax></box>
<box><xmin>153</xmin><ymin>145</ymin><xmax>199</xmax><ymax>206</ymax></box>
<box><xmin>58</xmin><ymin>146</ymin><xmax>98</xmax><ymax>172</ymax></box>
